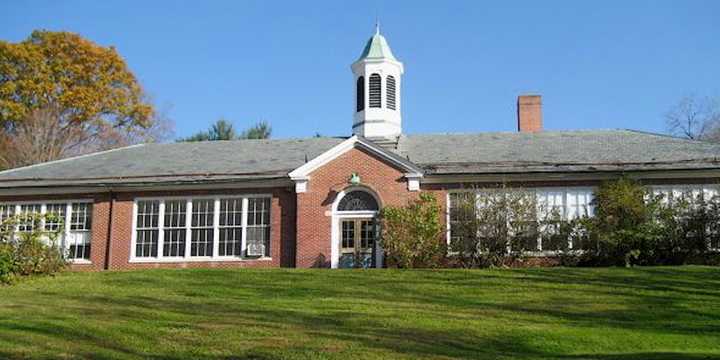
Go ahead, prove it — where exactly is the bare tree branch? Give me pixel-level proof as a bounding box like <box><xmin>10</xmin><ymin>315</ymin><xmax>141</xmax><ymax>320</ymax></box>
<box><xmin>666</xmin><ymin>95</ymin><xmax>720</xmax><ymax>142</ymax></box>
<box><xmin>0</xmin><ymin>105</ymin><xmax>174</xmax><ymax>170</ymax></box>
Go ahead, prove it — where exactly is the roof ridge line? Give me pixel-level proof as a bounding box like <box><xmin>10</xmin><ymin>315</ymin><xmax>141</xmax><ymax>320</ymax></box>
<box><xmin>172</xmin><ymin>136</ymin><xmax>349</xmax><ymax>144</ymax></box>
<box><xmin>0</xmin><ymin>143</ymin><xmax>146</xmax><ymax>176</ymax></box>
<box><xmin>620</xmin><ymin>128</ymin><xmax>720</xmax><ymax>143</ymax></box>
<box><xmin>403</xmin><ymin>129</ymin><xmax>626</xmax><ymax>137</ymax></box>
<box><xmin>0</xmin><ymin>169</ymin><xmax>293</xmax><ymax>183</ymax></box>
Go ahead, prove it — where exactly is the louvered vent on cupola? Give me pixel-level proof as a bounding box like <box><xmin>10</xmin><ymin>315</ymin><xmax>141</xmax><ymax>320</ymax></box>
<box><xmin>386</xmin><ymin>75</ymin><xmax>396</xmax><ymax>110</ymax></box>
<box><xmin>369</xmin><ymin>73</ymin><xmax>381</xmax><ymax>108</ymax></box>
<box><xmin>356</xmin><ymin>76</ymin><xmax>365</xmax><ymax>112</ymax></box>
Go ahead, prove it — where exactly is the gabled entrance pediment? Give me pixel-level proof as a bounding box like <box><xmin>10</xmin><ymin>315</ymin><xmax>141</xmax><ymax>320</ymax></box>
<box><xmin>288</xmin><ymin>135</ymin><xmax>423</xmax><ymax>193</ymax></box>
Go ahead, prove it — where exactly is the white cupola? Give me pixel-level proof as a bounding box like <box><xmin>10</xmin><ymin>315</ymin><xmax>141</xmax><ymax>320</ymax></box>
<box><xmin>351</xmin><ymin>24</ymin><xmax>404</xmax><ymax>140</ymax></box>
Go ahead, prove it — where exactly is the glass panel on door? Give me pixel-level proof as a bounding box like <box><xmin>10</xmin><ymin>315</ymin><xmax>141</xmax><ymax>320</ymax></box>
<box><xmin>338</xmin><ymin>218</ymin><xmax>376</xmax><ymax>268</ymax></box>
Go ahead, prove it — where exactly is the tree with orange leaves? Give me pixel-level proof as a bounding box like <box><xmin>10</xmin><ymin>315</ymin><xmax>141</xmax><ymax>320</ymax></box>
<box><xmin>0</xmin><ymin>30</ymin><xmax>170</xmax><ymax>169</ymax></box>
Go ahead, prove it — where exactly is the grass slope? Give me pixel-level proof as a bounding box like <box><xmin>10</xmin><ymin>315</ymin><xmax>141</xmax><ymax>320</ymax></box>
<box><xmin>0</xmin><ymin>267</ymin><xmax>719</xmax><ymax>360</ymax></box>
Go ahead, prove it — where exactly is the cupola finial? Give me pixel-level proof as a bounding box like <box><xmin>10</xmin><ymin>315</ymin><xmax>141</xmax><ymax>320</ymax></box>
<box><xmin>375</xmin><ymin>19</ymin><xmax>380</xmax><ymax>35</ymax></box>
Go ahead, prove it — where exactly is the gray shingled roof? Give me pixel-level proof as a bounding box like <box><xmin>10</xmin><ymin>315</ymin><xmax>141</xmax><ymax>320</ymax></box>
<box><xmin>0</xmin><ymin>130</ymin><xmax>719</xmax><ymax>188</ymax></box>
<box><xmin>0</xmin><ymin>137</ymin><xmax>345</xmax><ymax>188</ymax></box>
<box><xmin>397</xmin><ymin>130</ymin><xmax>720</xmax><ymax>174</ymax></box>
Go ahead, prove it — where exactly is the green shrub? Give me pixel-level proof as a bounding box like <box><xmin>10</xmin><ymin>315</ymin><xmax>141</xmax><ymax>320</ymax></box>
<box><xmin>379</xmin><ymin>193</ymin><xmax>445</xmax><ymax>268</ymax></box>
<box><xmin>0</xmin><ymin>213</ymin><xmax>68</xmax><ymax>284</ymax></box>
<box><xmin>446</xmin><ymin>179</ymin><xmax>720</xmax><ymax>268</ymax></box>
<box><xmin>0</xmin><ymin>243</ymin><xmax>16</xmax><ymax>284</ymax></box>
<box><xmin>448</xmin><ymin>187</ymin><xmax>552</xmax><ymax>268</ymax></box>
<box><xmin>576</xmin><ymin>178</ymin><xmax>719</xmax><ymax>267</ymax></box>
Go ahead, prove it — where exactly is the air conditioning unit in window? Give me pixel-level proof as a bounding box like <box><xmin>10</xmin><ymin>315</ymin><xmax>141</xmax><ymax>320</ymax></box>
<box><xmin>247</xmin><ymin>242</ymin><xmax>265</xmax><ymax>257</ymax></box>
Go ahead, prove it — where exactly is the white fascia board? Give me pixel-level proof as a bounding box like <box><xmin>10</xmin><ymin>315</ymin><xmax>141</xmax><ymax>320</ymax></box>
<box><xmin>289</xmin><ymin>136</ymin><xmax>358</xmax><ymax>180</ymax></box>
<box><xmin>288</xmin><ymin>136</ymin><xmax>424</xmax><ymax>194</ymax></box>
<box><xmin>354</xmin><ymin>137</ymin><xmax>424</xmax><ymax>175</ymax></box>
<box><xmin>404</xmin><ymin>172</ymin><xmax>423</xmax><ymax>179</ymax></box>
<box><xmin>289</xmin><ymin>136</ymin><xmax>423</xmax><ymax>179</ymax></box>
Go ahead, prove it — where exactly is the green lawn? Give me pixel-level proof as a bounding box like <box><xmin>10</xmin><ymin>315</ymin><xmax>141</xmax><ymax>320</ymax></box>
<box><xmin>1</xmin><ymin>267</ymin><xmax>719</xmax><ymax>360</ymax></box>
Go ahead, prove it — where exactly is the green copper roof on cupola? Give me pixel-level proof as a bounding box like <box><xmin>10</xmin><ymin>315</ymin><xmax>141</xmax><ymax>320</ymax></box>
<box><xmin>357</xmin><ymin>22</ymin><xmax>398</xmax><ymax>61</ymax></box>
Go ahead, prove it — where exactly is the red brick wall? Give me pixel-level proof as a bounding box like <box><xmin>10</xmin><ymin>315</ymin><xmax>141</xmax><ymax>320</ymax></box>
<box><xmin>4</xmin><ymin>172</ymin><xmax>716</xmax><ymax>271</ymax></box>
<box><xmin>105</xmin><ymin>188</ymin><xmax>295</xmax><ymax>270</ymax></box>
<box><xmin>517</xmin><ymin>95</ymin><xmax>543</xmax><ymax>133</ymax></box>
<box><xmin>295</xmin><ymin>146</ymin><xmax>447</xmax><ymax>268</ymax></box>
<box><xmin>0</xmin><ymin>187</ymin><xmax>296</xmax><ymax>271</ymax></box>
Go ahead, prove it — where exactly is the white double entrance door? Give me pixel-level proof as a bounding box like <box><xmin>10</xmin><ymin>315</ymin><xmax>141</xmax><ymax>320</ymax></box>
<box><xmin>337</xmin><ymin>217</ymin><xmax>379</xmax><ymax>268</ymax></box>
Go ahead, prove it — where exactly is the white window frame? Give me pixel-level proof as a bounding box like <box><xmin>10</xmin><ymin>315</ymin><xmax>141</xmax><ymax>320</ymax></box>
<box><xmin>447</xmin><ymin>184</ymin><xmax>720</xmax><ymax>255</ymax></box>
<box><xmin>649</xmin><ymin>184</ymin><xmax>720</xmax><ymax>250</ymax></box>
<box><xmin>0</xmin><ymin>199</ymin><xmax>94</xmax><ymax>264</ymax></box>
<box><xmin>161</xmin><ymin>199</ymin><xmax>188</xmax><ymax>259</ymax></box>
<box><xmin>134</xmin><ymin>199</ymin><xmax>161</xmax><ymax>258</ymax></box>
<box><xmin>130</xmin><ymin>194</ymin><xmax>273</xmax><ymax>263</ymax></box>
<box><xmin>67</xmin><ymin>202</ymin><xmax>94</xmax><ymax>262</ymax></box>
<box><xmin>217</xmin><ymin>197</ymin><xmax>246</xmax><ymax>257</ymax></box>
<box><xmin>329</xmin><ymin>186</ymin><xmax>382</xmax><ymax>269</ymax></box>
<box><xmin>446</xmin><ymin>187</ymin><xmax>596</xmax><ymax>255</ymax></box>
<box><xmin>649</xmin><ymin>184</ymin><xmax>719</xmax><ymax>204</ymax></box>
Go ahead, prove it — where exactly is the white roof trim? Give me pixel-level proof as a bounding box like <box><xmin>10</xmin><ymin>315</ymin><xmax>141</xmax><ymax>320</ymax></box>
<box><xmin>289</xmin><ymin>136</ymin><xmax>423</xmax><ymax>180</ymax></box>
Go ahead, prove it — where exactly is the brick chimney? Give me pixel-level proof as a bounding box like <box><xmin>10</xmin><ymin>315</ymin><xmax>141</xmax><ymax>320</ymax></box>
<box><xmin>517</xmin><ymin>95</ymin><xmax>543</xmax><ymax>133</ymax></box>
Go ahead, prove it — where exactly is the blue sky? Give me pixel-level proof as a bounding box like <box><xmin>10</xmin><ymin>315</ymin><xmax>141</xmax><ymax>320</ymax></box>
<box><xmin>2</xmin><ymin>1</ymin><xmax>719</xmax><ymax>139</ymax></box>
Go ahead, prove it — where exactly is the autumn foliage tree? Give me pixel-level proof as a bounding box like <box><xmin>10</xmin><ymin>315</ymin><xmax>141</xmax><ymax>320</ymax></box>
<box><xmin>0</xmin><ymin>30</ymin><xmax>168</xmax><ymax>169</ymax></box>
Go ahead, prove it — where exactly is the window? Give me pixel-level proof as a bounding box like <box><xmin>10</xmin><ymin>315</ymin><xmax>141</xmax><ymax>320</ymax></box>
<box><xmin>337</xmin><ymin>191</ymin><xmax>379</xmax><ymax>211</ymax></box>
<box><xmin>360</xmin><ymin>220</ymin><xmax>375</xmax><ymax>249</ymax></box>
<box><xmin>566</xmin><ymin>190</ymin><xmax>594</xmax><ymax>219</ymax></box>
<box><xmin>135</xmin><ymin>200</ymin><xmax>160</xmax><ymax>258</ymax></box>
<box><xmin>163</xmin><ymin>200</ymin><xmax>186</xmax><ymax>257</ymax></box>
<box><xmin>651</xmin><ymin>185</ymin><xmax>718</xmax><ymax>205</ymax></box>
<box><xmin>17</xmin><ymin>204</ymin><xmax>41</xmax><ymax>232</ymax></box>
<box><xmin>356</xmin><ymin>76</ymin><xmax>365</xmax><ymax>112</ymax></box>
<box><xmin>0</xmin><ymin>204</ymin><xmax>15</xmax><ymax>232</ymax></box>
<box><xmin>0</xmin><ymin>201</ymin><xmax>92</xmax><ymax>262</ymax></box>
<box><xmin>68</xmin><ymin>203</ymin><xmax>92</xmax><ymax>260</ymax></box>
<box><xmin>537</xmin><ymin>191</ymin><xmax>565</xmax><ymax>221</ymax></box>
<box><xmin>219</xmin><ymin>198</ymin><xmax>243</xmax><ymax>256</ymax></box>
<box><xmin>704</xmin><ymin>186</ymin><xmax>719</xmax><ymax>201</ymax></box>
<box><xmin>386</xmin><ymin>75</ymin><xmax>396</xmax><ymax>110</ymax></box>
<box><xmin>44</xmin><ymin>204</ymin><xmax>66</xmax><ymax>232</ymax></box>
<box><xmin>246</xmin><ymin>197</ymin><xmax>270</xmax><ymax>257</ymax></box>
<box><xmin>448</xmin><ymin>188</ymin><xmax>595</xmax><ymax>252</ymax></box>
<box><xmin>191</xmin><ymin>199</ymin><xmax>214</xmax><ymax>257</ymax></box>
<box><xmin>132</xmin><ymin>195</ymin><xmax>273</xmax><ymax>261</ymax></box>
<box><xmin>448</xmin><ymin>192</ymin><xmax>476</xmax><ymax>245</ymax></box>
<box><xmin>369</xmin><ymin>73</ymin><xmax>381</xmax><ymax>108</ymax></box>
<box><xmin>650</xmin><ymin>185</ymin><xmax>720</xmax><ymax>249</ymax></box>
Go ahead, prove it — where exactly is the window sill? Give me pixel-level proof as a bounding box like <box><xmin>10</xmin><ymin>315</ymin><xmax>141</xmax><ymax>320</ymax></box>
<box><xmin>128</xmin><ymin>256</ymin><xmax>272</xmax><ymax>264</ymax></box>
<box><xmin>70</xmin><ymin>259</ymin><xmax>93</xmax><ymax>265</ymax></box>
<box><xmin>522</xmin><ymin>250</ymin><xmax>582</xmax><ymax>257</ymax></box>
<box><xmin>445</xmin><ymin>250</ymin><xmax>584</xmax><ymax>258</ymax></box>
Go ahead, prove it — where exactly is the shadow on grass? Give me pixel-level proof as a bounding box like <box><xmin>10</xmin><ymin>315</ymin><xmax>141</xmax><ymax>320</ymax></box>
<box><xmin>1</xmin><ymin>267</ymin><xmax>719</xmax><ymax>359</ymax></box>
<box><xmin>560</xmin><ymin>353</ymin><xmax>720</xmax><ymax>360</ymax></box>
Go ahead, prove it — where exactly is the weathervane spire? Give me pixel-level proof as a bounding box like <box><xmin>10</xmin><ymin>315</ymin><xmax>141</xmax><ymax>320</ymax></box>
<box><xmin>375</xmin><ymin>19</ymin><xmax>380</xmax><ymax>35</ymax></box>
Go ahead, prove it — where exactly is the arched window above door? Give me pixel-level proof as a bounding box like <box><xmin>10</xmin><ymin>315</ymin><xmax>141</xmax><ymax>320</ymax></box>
<box><xmin>337</xmin><ymin>191</ymin><xmax>379</xmax><ymax>211</ymax></box>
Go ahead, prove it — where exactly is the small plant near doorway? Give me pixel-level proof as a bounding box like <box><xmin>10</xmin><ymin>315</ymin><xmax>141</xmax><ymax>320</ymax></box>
<box><xmin>379</xmin><ymin>193</ymin><xmax>445</xmax><ymax>268</ymax></box>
